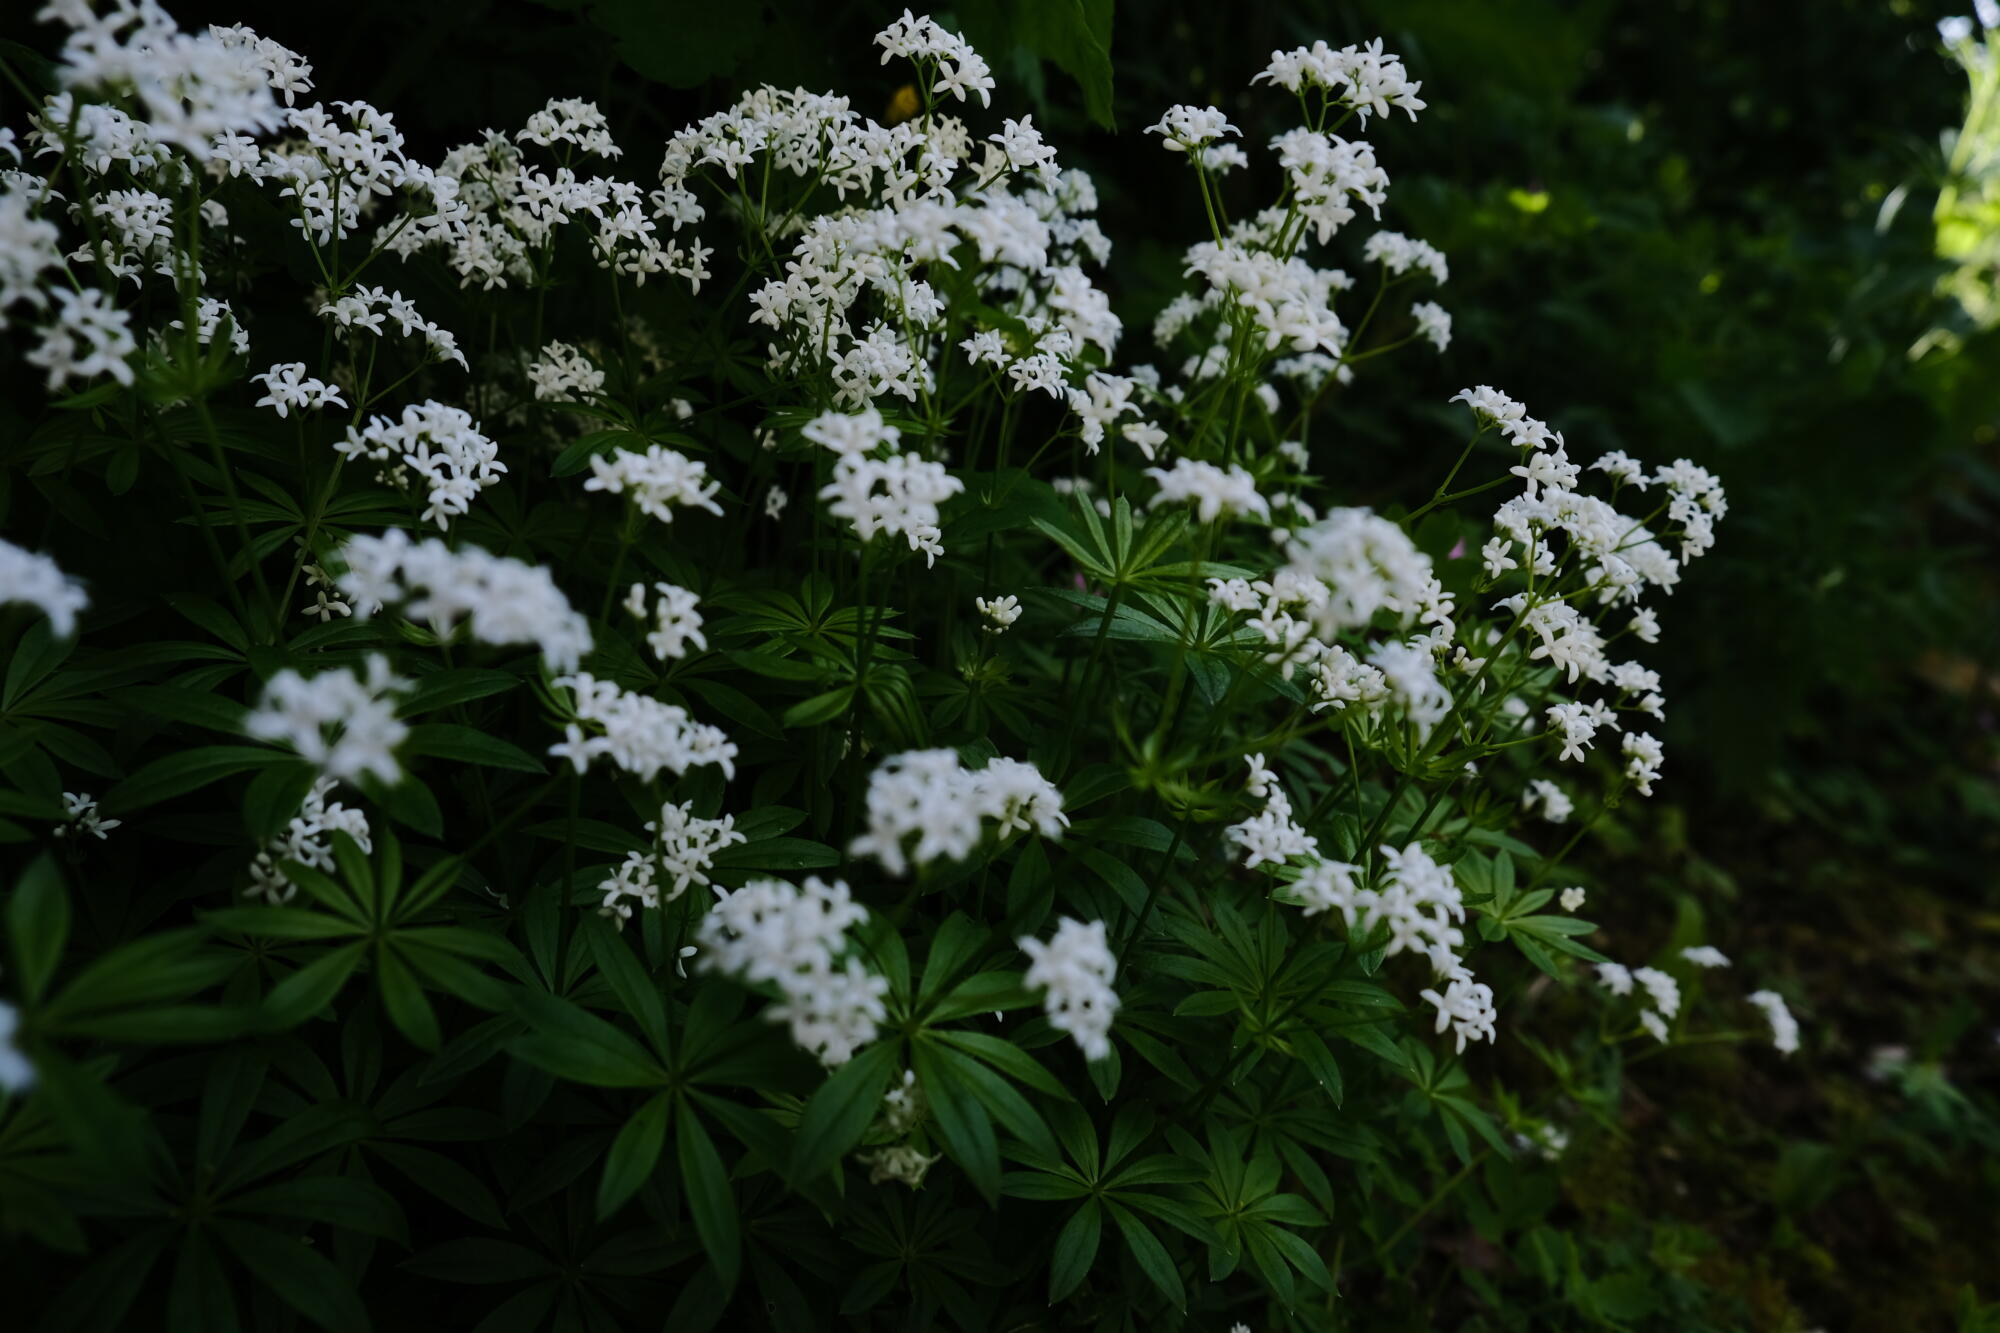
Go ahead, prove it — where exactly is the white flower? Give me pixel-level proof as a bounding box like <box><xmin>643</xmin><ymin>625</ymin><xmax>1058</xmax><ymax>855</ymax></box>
<box><xmin>625</xmin><ymin>581</ymin><xmax>706</xmax><ymax>661</ymax></box>
<box><xmin>337</xmin><ymin>530</ymin><xmax>592</xmax><ymax>671</ymax></box>
<box><xmin>0</xmin><ymin>538</ymin><xmax>89</xmax><ymax>637</ymax></box>
<box><xmin>528</xmin><ymin>340</ymin><xmax>604</xmax><ymax>402</ymax></box>
<box><xmin>53</xmin><ymin>791</ymin><xmax>119</xmax><ymax>841</ymax></box>
<box><xmin>28</xmin><ymin>287</ymin><xmax>135</xmax><ymax>390</ymax></box>
<box><xmin>975</xmin><ymin>594</ymin><xmax>1021</xmax><ymax>633</ymax></box>
<box><xmin>1364</xmin><ymin>231</ymin><xmax>1448</xmax><ymax>282</ymax></box>
<box><xmin>1680</xmin><ymin>945</ymin><xmax>1731</xmax><ymax>969</ymax></box>
<box><xmin>1255</xmin><ymin>39</ymin><xmax>1426</xmax><ymax>123</ymax></box>
<box><xmin>245</xmin><ymin>654</ymin><xmax>410</xmax><ymax>784</ymax></box>
<box><xmin>335</xmin><ymin>401</ymin><xmax>503</xmax><ymax>529</ymax></box>
<box><xmin>1596</xmin><ymin>962</ymin><xmax>1634</xmax><ymax>996</ymax></box>
<box><xmin>850</xmin><ymin>749</ymin><xmax>1067</xmax><ymax>875</ymax></box>
<box><xmin>1522</xmin><ymin>779</ymin><xmax>1573</xmax><ymax>824</ymax></box>
<box><xmin>551</xmin><ymin>673</ymin><xmax>737</xmax><ymax>782</ymax></box>
<box><xmin>596</xmin><ymin>800</ymin><xmax>746</xmax><ymax>925</ymax></box>
<box><xmin>860</xmin><ymin>1144</ymin><xmax>941</xmax><ymax>1188</ymax></box>
<box><xmin>1144</xmin><ymin>105</ymin><xmax>1240</xmax><ymax>152</ymax></box>
<box><xmin>253</xmin><ymin>362</ymin><xmax>346</xmax><ymax>418</ymax></box>
<box><xmin>1747</xmin><ymin>989</ymin><xmax>1800</xmax><ymax>1055</ymax></box>
<box><xmin>583</xmin><ymin>444</ymin><xmax>723</xmax><ymax>525</ymax></box>
<box><xmin>1278</xmin><ymin>508</ymin><xmax>1435</xmax><ymax>635</ymax></box>
<box><xmin>1226</xmin><ymin>756</ymin><xmax>1319</xmax><ymax>868</ymax></box>
<box><xmin>1632</xmin><ymin>966</ymin><xmax>1681</xmax><ymax>1019</ymax></box>
<box><xmin>168</xmin><ymin>296</ymin><xmax>249</xmax><ymax>355</ymax></box>
<box><xmin>1410</xmin><ymin>300</ymin><xmax>1451</xmax><ymax>350</ymax></box>
<box><xmin>874</xmin><ymin>10</ymin><xmax>995</xmax><ymax>107</ymax></box>
<box><xmin>517</xmin><ymin>97</ymin><xmax>621</xmax><ymax>157</ymax></box>
<box><xmin>1559</xmin><ymin>886</ymin><xmax>1586</xmax><ymax>913</ymax></box>
<box><xmin>0</xmin><ymin>1002</ymin><xmax>33</xmax><ymax>1094</ymax></box>
<box><xmin>1019</xmin><ymin>917</ymin><xmax>1119</xmax><ymax>1060</ymax></box>
<box><xmin>247</xmin><ymin>776</ymin><xmax>371</xmax><ymax>904</ymax></box>
<box><xmin>1639</xmin><ymin>1009</ymin><xmax>1670</xmax><ymax>1043</ymax></box>
<box><xmin>1145</xmin><ymin>458</ymin><xmax>1270</xmax><ymax>525</ymax></box>
<box><xmin>1622</xmin><ymin>731</ymin><xmax>1665</xmax><ymax>796</ymax></box>
<box><xmin>1418</xmin><ymin>966</ymin><xmax>1498</xmax><ymax>1053</ymax></box>
<box><xmin>696</xmin><ymin>876</ymin><xmax>885</xmax><ymax>1066</ymax></box>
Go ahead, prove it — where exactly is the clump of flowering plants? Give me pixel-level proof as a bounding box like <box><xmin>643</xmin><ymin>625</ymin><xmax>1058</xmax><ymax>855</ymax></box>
<box><xmin>0</xmin><ymin>5</ymin><xmax>1801</xmax><ymax>1328</ymax></box>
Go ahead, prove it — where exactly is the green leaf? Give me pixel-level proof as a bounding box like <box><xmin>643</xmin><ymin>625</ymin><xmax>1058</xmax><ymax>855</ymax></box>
<box><xmin>396</xmin><ymin>667</ymin><xmax>520</xmax><ymax>716</ymax></box>
<box><xmin>215</xmin><ymin>1220</ymin><xmax>369</xmax><ymax>1333</ymax></box>
<box><xmin>677</xmin><ymin>1105</ymin><xmax>742</xmax><ymax>1289</ymax></box>
<box><xmin>1047</xmin><ymin>1199</ymin><xmax>1103</xmax><ymax>1303</ymax></box>
<box><xmin>788</xmin><ymin>1040</ymin><xmax>901</xmax><ymax>1184</ymax></box>
<box><xmin>242</xmin><ymin>760</ymin><xmax>320</xmax><ymax>841</ymax></box>
<box><xmin>780</xmin><ymin>686</ymin><xmax>855</xmax><ymax>729</ymax></box>
<box><xmin>913</xmin><ymin>1042</ymin><xmax>1000</xmax><ymax>1204</ymax></box>
<box><xmin>584</xmin><ymin>915</ymin><xmax>668</xmax><ymax>1055</ymax></box>
<box><xmin>8</xmin><ymin>852</ymin><xmax>68</xmax><ymax>1002</ymax></box>
<box><xmin>376</xmin><ymin>946</ymin><xmax>442</xmax><ymax>1051</ymax></box>
<box><xmin>711</xmin><ymin>836</ymin><xmax>842</xmax><ymax>871</ymax></box>
<box><xmin>227</xmin><ymin>1176</ymin><xmax>408</xmax><ymax>1244</ymax></box>
<box><xmin>509</xmin><ymin>989</ymin><xmax>666</xmax><ymax>1087</ymax></box>
<box><xmin>202</xmin><ymin>907</ymin><xmax>362</xmax><ymax>941</ymax></box>
<box><xmin>1291</xmin><ymin>1032</ymin><xmax>1345</xmax><ymax>1107</ymax></box>
<box><xmin>113</xmin><ymin>684</ymin><xmax>248</xmax><ymax>737</ymax></box>
<box><xmin>597</xmin><ymin>1091</ymin><xmax>670</xmax><ymax>1220</ymax></box>
<box><xmin>261</xmin><ymin>942</ymin><xmax>367</xmax><ymax>1029</ymax></box>
<box><xmin>357</xmin><ymin>772</ymin><xmax>443</xmax><ymax>837</ymax></box>
<box><xmin>102</xmin><ymin>745</ymin><xmax>289</xmax><ymax>814</ymax></box>
<box><xmin>403</xmin><ymin>723</ymin><xmax>545</xmax><ymax>774</ymax></box>
<box><xmin>1105</xmin><ymin>1198</ymin><xmax>1184</xmax><ymax>1307</ymax></box>
<box><xmin>933</xmin><ymin>1029</ymin><xmax>1073</xmax><ymax>1099</ymax></box>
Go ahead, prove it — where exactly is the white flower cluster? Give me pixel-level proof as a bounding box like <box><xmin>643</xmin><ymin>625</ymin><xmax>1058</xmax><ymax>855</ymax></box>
<box><xmin>695</xmin><ymin>876</ymin><xmax>886</xmax><ymax>1067</ymax></box>
<box><xmin>246</xmin><ymin>776</ymin><xmax>371</xmax><ymax>904</ymax></box>
<box><xmin>1146</xmin><ymin>458</ymin><xmax>1270</xmax><ymax>524</ymax></box>
<box><xmin>549</xmin><ymin>673</ymin><xmax>737</xmax><ymax>782</ymax></box>
<box><xmin>54</xmin><ymin>792</ymin><xmax>119</xmax><ymax>841</ymax></box>
<box><xmin>622</xmin><ymin>581</ymin><xmax>706</xmax><ymax>662</ymax></box>
<box><xmin>804</xmin><ymin>406</ymin><xmax>964</xmax><ymax>565</ymax></box>
<box><xmin>1225</xmin><ymin>755</ymin><xmax>1319</xmax><ymax>869</ymax></box>
<box><xmin>1597</xmin><ymin>962</ymin><xmax>1682</xmax><ymax>1043</ymax></box>
<box><xmin>337</xmin><ymin>529</ymin><xmax>592</xmax><ymax>671</ymax></box>
<box><xmin>405</xmin><ymin>99</ymin><xmax>710</xmax><ymax>292</ymax></box>
<box><xmin>334</xmin><ymin>400</ymin><xmax>505</xmax><ymax>529</ymax></box>
<box><xmin>1364</xmin><ymin>231</ymin><xmax>1449</xmax><ymax>283</ymax></box>
<box><xmin>1447</xmin><ymin>386</ymin><xmax>1727</xmax><ymax>801</ymax></box>
<box><xmin>167</xmin><ymin>295</ymin><xmax>249</xmax><ymax>355</ymax></box>
<box><xmin>873</xmin><ymin>11</ymin><xmax>996</xmax><ymax>105</ymax></box>
<box><xmin>0</xmin><ymin>992</ymin><xmax>30</xmax><ymax>1093</ymax></box>
<box><xmin>252</xmin><ymin>361</ymin><xmax>345</xmax><ymax>418</ymax></box>
<box><xmin>316</xmin><ymin>284</ymin><xmax>463</xmax><ymax>367</ymax></box>
<box><xmin>1018</xmin><ymin>916</ymin><xmax>1119</xmax><ymax>1060</ymax></box>
<box><xmin>25</xmin><ymin>287</ymin><xmax>136</xmax><ymax>390</ymax></box>
<box><xmin>1522</xmin><ymin>778</ymin><xmax>1573</xmax><ymax>825</ymax></box>
<box><xmin>848</xmin><ymin>747</ymin><xmax>1068</xmax><ymax>875</ymax></box>
<box><xmin>1145</xmin><ymin>105</ymin><xmax>1240</xmax><ymax>152</ymax></box>
<box><xmin>1242</xmin><ymin>752</ymin><xmax>1496</xmax><ymax>1053</ymax></box>
<box><xmin>527</xmin><ymin>340</ymin><xmax>604</xmax><ymax>402</ymax></box>
<box><xmin>1254</xmin><ymin>38</ymin><xmax>1428</xmax><ymax>124</ymax></box>
<box><xmin>595</xmin><ymin>800</ymin><xmax>746</xmax><ymax>926</ymax></box>
<box><xmin>1747</xmin><ymin>989</ymin><xmax>1800</xmax><ymax>1056</ymax></box>
<box><xmin>582</xmin><ymin>444</ymin><xmax>724</xmax><ymax>526</ymax></box>
<box><xmin>0</xmin><ymin>537</ymin><xmax>89</xmax><ymax>637</ymax></box>
<box><xmin>975</xmin><ymin>593</ymin><xmax>1021</xmax><ymax>634</ymax></box>
<box><xmin>245</xmin><ymin>654</ymin><xmax>410</xmax><ymax>784</ymax></box>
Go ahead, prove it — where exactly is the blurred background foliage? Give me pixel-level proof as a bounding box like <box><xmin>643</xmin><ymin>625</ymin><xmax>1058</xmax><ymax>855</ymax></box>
<box><xmin>18</xmin><ymin>0</ymin><xmax>2000</xmax><ymax>1325</ymax></box>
